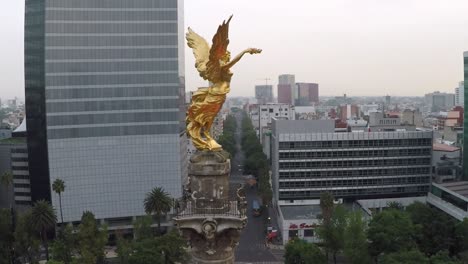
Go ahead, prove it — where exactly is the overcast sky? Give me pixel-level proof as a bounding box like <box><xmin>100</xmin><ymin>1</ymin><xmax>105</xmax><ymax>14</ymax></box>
<box><xmin>1</xmin><ymin>1</ymin><xmax>467</xmax><ymax>99</ymax></box>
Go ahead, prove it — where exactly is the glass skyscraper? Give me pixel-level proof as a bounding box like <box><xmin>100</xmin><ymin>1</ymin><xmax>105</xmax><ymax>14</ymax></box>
<box><xmin>25</xmin><ymin>0</ymin><xmax>186</xmax><ymax>223</ymax></box>
<box><xmin>464</xmin><ymin>51</ymin><xmax>468</xmax><ymax>180</ymax></box>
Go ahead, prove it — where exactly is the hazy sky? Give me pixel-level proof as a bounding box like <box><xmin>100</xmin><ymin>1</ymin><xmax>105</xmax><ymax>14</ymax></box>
<box><xmin>1</xmin><ymin>1</ymin><xmax>468</xmax><ymax>99</ymax></box>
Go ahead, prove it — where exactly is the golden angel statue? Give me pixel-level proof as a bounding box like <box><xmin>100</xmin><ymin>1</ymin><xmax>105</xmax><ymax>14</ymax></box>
<box><xmin>186</xmin><ymin>16</ymin><xmax>262</xmax><ymax>151</ymax></box>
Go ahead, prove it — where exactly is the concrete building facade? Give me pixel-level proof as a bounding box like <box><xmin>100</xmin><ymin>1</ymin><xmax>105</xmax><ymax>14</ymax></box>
<box><xmin>425</xmin><ymin>91</ymin><xmax>455</xmax><ymax>112</ymax></box>
<box><xmin>278</xmin><ymin>74</ymin><xmax>295</xmax><ymax>105</ymax></box>
<box><xmin>24</xmin><ymin>0</ymin><xmax>187</xmax><ymax>224</ymax></box>
<box><xmin>295</xmin><ymin>83</ymin><xmax>319</xmax><ymax>106</ymax></box>
<box><xmin>271</xmin><ymin>119</ymin><xmax>433</xmax><ymax>204</ymax></box>
<box><xmin>255</xmin><ymin>85</ymin><xmax>273</xmax><ymax>104</ymax></box>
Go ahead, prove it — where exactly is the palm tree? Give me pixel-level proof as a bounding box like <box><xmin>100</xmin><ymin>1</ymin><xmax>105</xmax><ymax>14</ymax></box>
<box><xmin>52</xmin><ymin>178</ymin><xmax>66</xmax><ymax>224</ymax></box>
<box><xmin>31</xmin><ymin>200</ymin><xmax>57</xmax><ymax>261</ymax></box>
<box><xmin>1</xmin><ymin>171</ymin><xmax>13</xmax><ymax>208</ymax></box>
<box><xmin>144</xmin><ymin>187</ymin><xmax>173</xmax><ymax>234</ymax></box>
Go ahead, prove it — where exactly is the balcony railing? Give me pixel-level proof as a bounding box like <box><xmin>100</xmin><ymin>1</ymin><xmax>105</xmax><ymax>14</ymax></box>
<box><xmin>175</xmin><ymin>198</ymin><xmax>246</xmax><ymax>218</ymax></box>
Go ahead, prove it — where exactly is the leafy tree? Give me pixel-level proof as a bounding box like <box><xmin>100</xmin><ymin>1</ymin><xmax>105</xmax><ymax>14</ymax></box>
<box><xmin>155</xmin><ymin>230</ymin><xmax>189</xmax><ymax>264</ymax></box>
<box><xmin>133</xmin><ymin>215</ymin><xmax>154</xmax><ymax>241</ymax></box>
<box><xmin>455</xmin><ymin>218</ymin><xmax>468</xmax><ymax>258</ymax></box>
<box><xmin>0</xmin><ymin>209</ymin><xmax>13</xmax><ymax>264</ymax></box>
<box><xmin>344</xmin><ymin>212</ymin><xmax>371</xmax><ymax>264</ymax></box>
<box><xmin>380</xmin><ymin>249</ymin><xmax>429</xmax><ymax>264</ymax></box>
<box><xmin>14</xmin><ymin>211</ymin><xmax>41</xmax><ymax>264</ymax></box>
<box><xmin>52</xmin><ymin>178</ymin><xmax>66</xmax><ymax>224</ymax></box>
<box><xmin>144</xmin><ymin>187</ymin><xmax>173</xmax><ymax>234</ymax></box>
<box><xmin>116</xmin><ymin>234</ymin><xmax>132</xmax><ymax>264</ymax></box>
<box><xmin>77</xmin><ymin>211</ymin><xmax>107</xmax><ymax>264</ymax></box>
<box><xmin>386</xmin><ymin>201</ymin><xmax>404</xmax><ymax>210</ymax></box>
<box><xmin>406</xmin><ymin>202</ymin><xmax>456</xmax><ymax>255</ymax></box>
<box><xmin>128</xmin><ymin>230</ymin><xmax>188</xmax><ymax>264</ymax></box>
<box><xmin>430</xmin><ymin>250</ymin><xmax>461</xmax><ymax>264</ymax></box>
<box><xmin>50</xmin><ymin>224</ymin><xmax>75</xmax><ymax>264</ymax></box>
<box><xmin>317</xmin><ymin>204</ymin><xmax>347</xmax><ymax>264</ymax></box>
<box><xmin>0</xmin><ymin>171</ymin><xmax>13</xmax><ymax>208</ymax></box>
<box><xmin>319</xmin><ymin>192</ymin><xmax>334</xmax><ymax>224</ymax></box>
<box><xmin>31</xmin><ymin>200</ymin><xmax>57</xmax><ymax>261</ymax></box>
<box><xmin>284</xmin><ymin>238</ymin><xmax>326</xmax><ymax>264</ymax></box>
<box><xmin>368</xmin><ymin>209</ymin><xmax>416</xmax><ymax>258</ymax></box>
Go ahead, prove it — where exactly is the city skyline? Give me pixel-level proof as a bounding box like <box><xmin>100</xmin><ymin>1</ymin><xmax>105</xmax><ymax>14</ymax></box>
<box><xmin>1</xmin><ymin>0</ymin><xmax>468</xmax><ymax>99</ymax></box>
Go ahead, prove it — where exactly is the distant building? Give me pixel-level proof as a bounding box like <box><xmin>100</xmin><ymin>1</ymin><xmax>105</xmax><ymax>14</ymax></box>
<box><xmin>455</xmin><ymin>81</ymin><xmax>464</xmax><ymax>107</ymax></box>
<box><xmin>255</xmin><ymin>85</ymin><xmax>273</xmax><ymax>104</ymax></box>
<box><xmin>432</xmin><ymin>143</ymin><xmax>461</xmax><ymax>183</ymax></box>
<box><xmin>295</xmin><ymin>83</ymin><xmax>319</xmax><ymax>106</ymax></box>
<box><xmin>339</xmin><ymin>104</ymin><xmax>359</xmax><ymax>121</ymax></box>
<box><xmin>279</xmin><ymin>74</ymin><xmax>295</xmax><ymax>105</ymax></box>
<box><xmin>278</xmin><ymin>84</ymin><xmax>292</xmax><ymax>105</ymax></box>
<box><xmin>258</xmin><ymin>104</ymin><xmax>295</xmax><ymax>145</ymax></box>
<box><xmin>401</xmin><ymin>109</ymin><xmax>423</xmax><ymax>127</ymax></box>
<box><xmin>425</xmin><ymin>91</ymin><xmax>455</xmax><ymax>112</ymax></box>
<box><xmin>385</xmin><ymin>95</ymin><xmax>391</xmax><ymax>106</ymax></box>
<box><xmin>464</xmin><ymin>51</ymin><xmax>468</xmax><ymax>180</ymax></box>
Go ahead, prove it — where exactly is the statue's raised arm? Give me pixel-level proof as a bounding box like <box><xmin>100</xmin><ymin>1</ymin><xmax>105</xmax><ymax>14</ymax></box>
<box><xmin>186</xmin><ymin>16</ymin><xmax>262</xmax><ymax>151</ymax></box>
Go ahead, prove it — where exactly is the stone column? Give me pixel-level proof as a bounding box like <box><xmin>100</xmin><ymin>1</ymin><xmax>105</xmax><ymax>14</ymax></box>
<box><xmin>174</xmin><ymin>151</ymin><xmax>247</xmax><ymax>264</ymax></box>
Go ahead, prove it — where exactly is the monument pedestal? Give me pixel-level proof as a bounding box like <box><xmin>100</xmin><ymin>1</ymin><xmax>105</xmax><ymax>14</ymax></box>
<box><xmin>174</xmin><ymin>151</ymin><xmax>247</xmax><ymax>264</ymax></box>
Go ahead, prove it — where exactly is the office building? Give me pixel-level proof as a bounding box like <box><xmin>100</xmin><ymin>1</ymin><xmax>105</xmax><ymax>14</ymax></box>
<box><xmin>255</xmin><ymin>85</ymin><xmax>273</xmax><ymax>104</ymax></box>
<box><xmin>271</xmin><ymin>119</ymin><xmax>432</xmax><ymax>203</ymax></box>
<box><xmin>464</xmin><ymin>52</ymin><xmax>468</xmax><ymax>180</ymax></box>
<box><xmin>428</xmin><ymin>182</ymin><xmax>468</xmax><ymax>221</ymax></box>
<box><xmin>295</xmin><ymin>83</ymin><xmax>319</xmax><ymax>106</ymax></box>
<box><xmin>339</xmin><ymin>104</ymin><xmax>360</xmax><ymax>121</ymax></box>
<box><xmin>385</xmin><ymin>95</ymin><xmax>391</xmax><ymax>106</ymax></box>
<box><xmin>25</xmin><ymin>0</ymin><xmax>186</xmax><ymax>224</ymax></box>
<box><xmin>258</xmin><ymin>104</ymin><xmax>295</xmax><ymax>144</ymax></box>
<box><xmin>425</xmin><ymin>91</ymin><xmax>455</xmax><ymax>112</ymax></box>
<box><xmin>455</xmin><ymin>81</ymin><xmax>464</xmax><ymax>107</ymax></box>
<box><xmin>401</xmin><ymin>109</ymin><xmax>423</xmax><ymax>127</ymax></box>
<box><xmin>0</xmin><ymin>121</ymin><xmax>30</xmax><ymax>210</ymax></box>
<box><xmin>278</xmin><ymin>74</ymin><xmax>295</xmax><ymax>105</ymax></box>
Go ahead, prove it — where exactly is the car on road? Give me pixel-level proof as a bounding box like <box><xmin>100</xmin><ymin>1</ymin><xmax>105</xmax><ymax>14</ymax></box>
<box><xmin>252</xmin><ymin>199</ymin><xmax>261</xmax><ymax>216</ymax></box>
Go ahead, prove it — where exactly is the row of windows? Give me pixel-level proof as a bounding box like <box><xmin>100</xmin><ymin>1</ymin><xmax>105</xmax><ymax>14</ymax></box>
<box><xmin>46</xmin><ymin>85</ymin><xmax>179</xmax><ymax>100</ymax></box>
<box><xmin>279</xmin><ymin>167</ymin><xmax>431</xmax><ymax>178</ymax></box>
<box><xmin>13</xmin><ymin>175</ymin><xmax>31</xmax><ymax>180</ymax></box>
<box><xmin>11</xmin><ymin>157</ymin><xmax>29</xmax><ymax>162</ymax></box>
<box><xmin>46</xmin><ymin>35</ymin><xmax>178</xmax><ymax>47</ymax></box>
<box><xmin>279</xmin><ymin>138</ymin><xmax>432</xmax><ymax>149</ymax></box>
<box><xmin>12</xmin><ymin>166</ymin><xmax>29</xmax><ymax>171</ymax></box>
<box><xmin>47</xmin><ymin>123</ymin><xmax>179</xmax><ymax>139</ymax></box>
<box><xmin>279</xmin><ymin>158</ymin><xmax>431</xmax><ymax>169</ymax></box>
<box><xmin>279</xmin><ymin>185</ymin><xmax>429</xmax><ymax>199</ymax></box>
<box><xmin>46</xmin><ymin>48</ymin><xmax>178</xmax><ymax>60</ymax></box>
<box><xmin>11</xmin><ymin>149</ymin><xmax>28</xmax><ymax>154</ymax></box>
<box><xmin>46</xmin><ymin>60</ymin><xmax>178</xmax><ymax>73</ymax></box>
<box><xmin>279</xmin><ymin>176</ymin><xmax>430</xmax><ymax>188</ymax></box>
<box><xmin>47</xmin><ymin>111</ymin><xmax>178</xmax><ymax>126</ymax></box>
<box><xmin>46</xmin><ymin>73</ymin><xmax>179</xmax><ymax>86</ymax></box>
<box><xmin>14</xmin><ymin>183</ymin><xmax>31</xmax><ymax>188</ymax></box>
<box><xmin>46</xmin><ymin>22</ymin><xmax>177</xmax><ymax>34</ymax></box>
<box><xmin>279</xmin><ymin>148</ymin><xmax>431</xmax><ymax>159</ymax></box>
<box><xmin>46</xmin><ymin>0</ymin><xmax>177</xmax><ymax>9</ymax></box>
<box><xmin>46</xmin><ymin>98</ymin><xmax>179</xmax><ymax>112</ymax></box>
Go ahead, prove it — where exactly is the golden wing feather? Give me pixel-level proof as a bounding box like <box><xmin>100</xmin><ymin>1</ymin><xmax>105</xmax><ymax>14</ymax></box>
<box><xmin>186</xmin><ymin>28</ymin><xmax>211</xmax><ymax>80</ymax></box>
<box><xmin>206</xmin><ymin>15</ymin><xmax>233</xmax><ymax>79</ymax></box>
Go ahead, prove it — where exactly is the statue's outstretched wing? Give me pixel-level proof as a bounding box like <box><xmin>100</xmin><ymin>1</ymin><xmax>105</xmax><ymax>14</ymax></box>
<box><xmin>206</xmin><ymin>15</ymin><xmax>233</xmax><ymax>78</ymax></box>
<box><xmin>186</xmin><ymin>28</ymin><xmax>211</xmax><ymax>80</ymax></box>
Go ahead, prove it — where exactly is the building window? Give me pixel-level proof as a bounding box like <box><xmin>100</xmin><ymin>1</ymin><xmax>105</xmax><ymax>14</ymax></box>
<box><xmin>289</xmin><ymin>230</ymin><xmax>298</xmax><ymax>239</ymax></box>
<box><xmin>304</xmin><ymin>229</ymin><xmax>314</xmax><ymax>237</ymax></box>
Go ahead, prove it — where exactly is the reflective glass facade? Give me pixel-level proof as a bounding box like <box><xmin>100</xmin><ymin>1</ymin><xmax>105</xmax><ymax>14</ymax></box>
<box><xmin>25</xmin><ymin>0</ymin><xmax>186</xmax><ymax>222</ymax></box>
<box><xmin>464</xmin><ymin>52</ymin><xmax>468</xmax><ymax>180</ymax></box>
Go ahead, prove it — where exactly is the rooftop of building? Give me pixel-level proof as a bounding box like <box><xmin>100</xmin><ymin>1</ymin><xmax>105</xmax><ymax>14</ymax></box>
<box><xmin>280</xmin><ymin>204</ymin><xmax>322</xmax><ymax>220</ymax></box>
<box><xmin>438</xmin><ymin>181</ymin><xmax>468</xmax><ymax>198</ymax></box>
<box><xmin>433</xmin><ymin>143</ymin><xmax>459</xmax><ymax>152</ymax></box>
